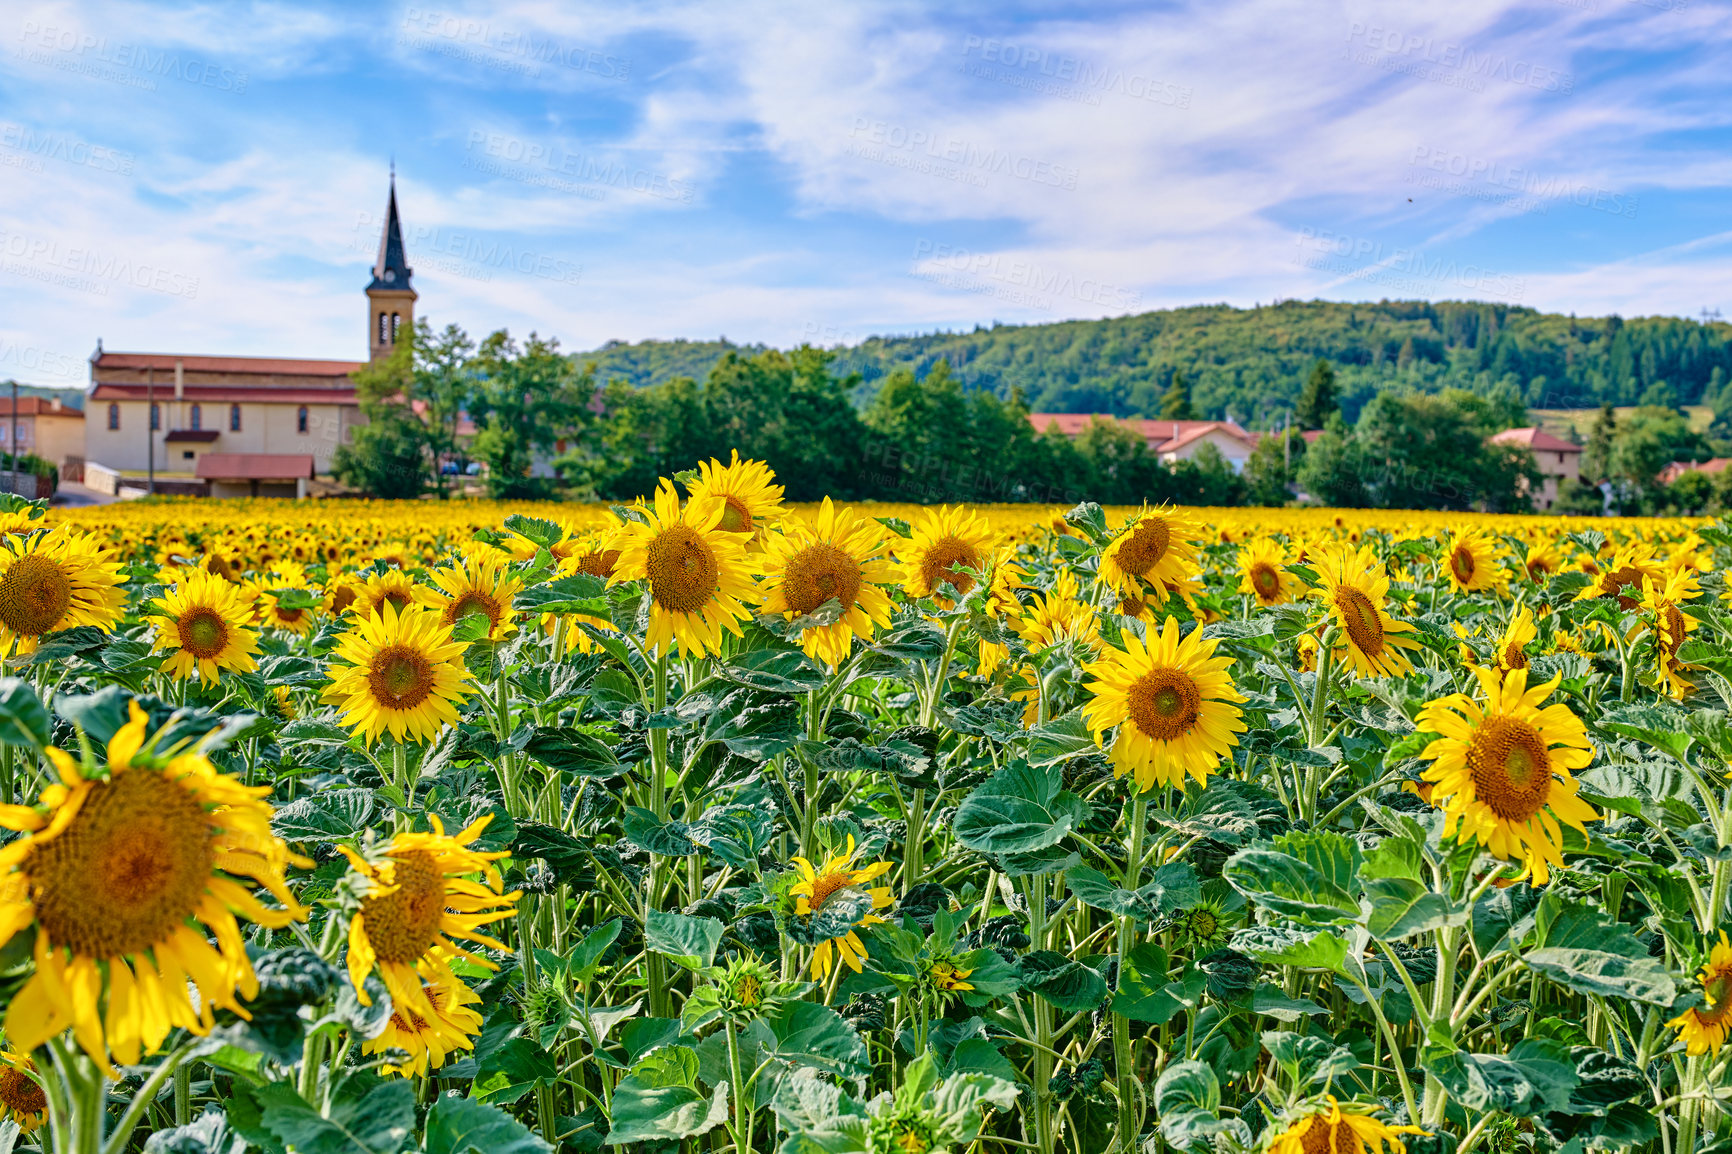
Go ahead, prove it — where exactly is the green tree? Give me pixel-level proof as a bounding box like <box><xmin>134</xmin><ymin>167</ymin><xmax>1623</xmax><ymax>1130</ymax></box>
<box><xmin>414</xmin><ymin>321</ymin><xmax>477</xmax><ymax>496</ymax></box>
<box><xmin>470</xmin><ymin>331</ymin><xmax>589</xmax><ymax>499</ymax></box>
<box><xmin>1294</xmin><ymin>427</ymin><xmax>1367</xmax><ymax>507</ymax></box>
<box><xmin>333</xmin><ymin>330</ymin><xmax>431</xmax><ymax>499</ymax></box>
<box><xmin>1294</xmin><ymin>359</ymin><xmax>1338</xmax><ymax>430</ymax></box>
<box><xmin>1243</xmin><ymin>426</ymin><xmax>1302</xmax><ymax>506</ymax></box>
<box><xmin>1353</xmin><ymin>392</ymin><xmax>1535</xmax><ymax>511</ymax></box>
<box><xmin>1609</xmin><ymin>405</ymin><xmax>1709</xmax><ymax>490</ymax></box>
<box><xmin>1157</xmin><ymin>370</ymin><xmax>1195</xmax><ymax>420</ymax></box>
<box><xmin>1581</xmin><ymin>403</ymin><xmax>1617</xmax><ymax>484</ymax></box>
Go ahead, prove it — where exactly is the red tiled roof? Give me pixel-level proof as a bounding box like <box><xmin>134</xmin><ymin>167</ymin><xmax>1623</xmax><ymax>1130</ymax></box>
<box><xmin>1026</xmin><ymin>413</ymin><xmax>1253</xmax><ymax>449</ymax></box>
<box><xmin>195</xmin><ymin>453</ymin><xmax>316</xmax><ymax>481</ymax></box>
<box><xmin>1659</xmin><ymin>458</ymin><xmax>1731</xmax><ymax>484</ymax></box>
<box><xmin>93</xmin><ymin>352</ymin><xmax>364</xmax><ymax>377</ymax></box>
<box><xmin>1160</xmin><ymin>422</ymin><xmax>1256</xmax><ymax>453</ymax></box>
<box><xmin>90</xmin><ymin>384</ymin><xmax>357</xmax><ymax>404</ymax></box>
<box><xmin>1491</xmin><ymin>426</ymin><xmax>1582</xmax><ymax>453</ymax></box>
<box><xmin>0</xmin><ymin>397</ymin><xmax>82</xmax><ymax>418</ymax></box>
<box><xmin>164</xmin><ymin>430</ymin><xmax>220</xmax><ymax>443</ymax></box>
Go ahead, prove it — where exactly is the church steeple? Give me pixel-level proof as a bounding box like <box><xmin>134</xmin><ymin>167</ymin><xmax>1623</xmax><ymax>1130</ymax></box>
<box><xmin>365</xmin><ymin>169</ymin><xmax>417</xmax><ymax>361</ymax></box>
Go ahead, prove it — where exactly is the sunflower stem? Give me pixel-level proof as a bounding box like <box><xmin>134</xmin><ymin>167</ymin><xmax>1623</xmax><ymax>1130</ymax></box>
<box><xmin>173</xmin><ymin>1061</ymin><xmax>190</xmax><ymax>1127</ymax></box>
<box><xmin>1113</xmin><ymin>788</ymin><xmax>1149</xmax><ymax>1153</ymax></box>
<box><xmin>646</xmin><ymin>647</ymin><xmax>671</xmax><ymax>1019</ymax></box>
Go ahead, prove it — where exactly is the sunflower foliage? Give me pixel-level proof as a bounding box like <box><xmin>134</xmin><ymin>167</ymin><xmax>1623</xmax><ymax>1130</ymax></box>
<box><xmin>0</xmin><ymin>480</ymin><xmax>1728</xmax><ymax>1153</ymax></box>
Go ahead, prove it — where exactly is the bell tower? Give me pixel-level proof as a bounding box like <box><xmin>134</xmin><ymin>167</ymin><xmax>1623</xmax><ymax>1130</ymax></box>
<box><xmin>366</xmin><ymin>169</ymin><xmax>416</xmax><ymax>361</ymax></box>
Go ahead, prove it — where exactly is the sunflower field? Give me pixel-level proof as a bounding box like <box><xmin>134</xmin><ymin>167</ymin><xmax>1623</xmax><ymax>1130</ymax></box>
<box><xmin>0</xmin><ymin>456</ymin><xmax>1725</xmax><ymax>1154</ymax></box>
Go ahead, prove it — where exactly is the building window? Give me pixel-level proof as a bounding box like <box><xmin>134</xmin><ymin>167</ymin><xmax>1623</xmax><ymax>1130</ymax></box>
<box><xmin>183</xmin><ymin>451</ymin><xmax>194</xmax><ymax>461</ymax></box>
<box><xmin>189</xmin><ymin>403</ymin><xmax>201</xmax><ymax>431</ymax></box>
<box><xmin>378</xmin><ymin>313</ymin><xmax>390</xmax><ymax>345</ymax></box>
<box><xmin>391</xmin><ymin>312</ymin><xmax>402</xmax><ymax>340</ymax></box>
<box><xmin>1557</xmin><ymin>452</ymin><xmax>1565</xmax><ymax>465</ymax></box>
<box><xmin>230</xmin><ymin>404</ymin><xmax>242</xmax><ymax>432</ymax></box>
<box><xmin>150</xmin><ymin>403</ymin><xmax>160</xmax><ymax>431</ymax></box>
<box><xmin>107</xmin><ymin>403</ymin><xmax>119</xmax><ymax>430</ymax></box>
<box><xmin>297</xmin><ymin>406</ymin><xmax>309</xmax><ymax>434</ymax></box>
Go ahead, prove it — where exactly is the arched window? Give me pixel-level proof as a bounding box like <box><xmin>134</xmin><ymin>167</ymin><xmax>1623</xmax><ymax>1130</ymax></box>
<box><xmin>297</xmin><ymin>406</ymin><xmax>309</xmax><ymax>434</ymax></box>
<box><xmin>150</xmin><ymin>403</ymin><xmax>160</xmax><ymax>431</ymax></box>
<box><xmin>378</xmin><ymin>313</ymin><xmax>390</xmax><ymax>345</ymax></box>
<box><xmin>230</xmin><ymin>404</ymin><xmax>241</xmax><ymax>432</ymax></box>
<box><xmin>189</xmin><ymin>403</ymin><xmax>201</xmax><ymax>431</ymax></box>
<box><xmin>391</xmin><ymin>313</ymin><xmax>402</xmax><ymax>340</ymax></box>
<box><xmin>107</xmin><ymin>403</ymin><xmax>119</xmax><ymax>430</ymax></box>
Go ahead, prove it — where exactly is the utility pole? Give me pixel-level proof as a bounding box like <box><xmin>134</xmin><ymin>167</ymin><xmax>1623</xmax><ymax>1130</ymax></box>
<box><xmin>146</xmin><ymin>367</ymin><xmax>155</xmax><ymax>496</ymax></box>
<box><xmin>9</xmin><ymin>378</ymin><xmax>16</xmax><ymax>498</ymax></box>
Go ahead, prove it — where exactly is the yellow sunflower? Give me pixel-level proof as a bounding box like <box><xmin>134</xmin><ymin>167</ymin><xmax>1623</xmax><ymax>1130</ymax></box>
<box><xmin>897</xmin><ymin>505</ymin><xmax>996</xmax><ymax>609</ymax></box>
<box><xmin>1015</xmin><ymin>570</ymin><xmax>1098</xmax><ymax>652</ymax></box>
<box><xmin>256</xmin><ymin>562</ymin><xmax>320</xmax><ymax>637</ymax></box>
<box><xmin>1443</xmin><ymin>530</ymin><xmax>1503</xmax><ymax>594</ymax></box>
<box><xmin>347</xmin><ymin>569</ymin><xmax>422</xmax><ymax>620</ymax></box>
<box><xmin>542</xmin><ymin>530</ymin><xmax>623</xmax><ymax>656</ymax></box>
<box><xmin>1082</xmin><ymin>616</ymin><xmax>1247</xmax><ymax>792</ymax></box>
<box><xmin>1574</xmin><ymin>545</ymin><xmax>1664</xmax><ymax>612</ymax></box>
<box><xmin>0</xmin><ymin>1050</ymin><xmax>45</xmax><ymax>1132</ymax></box>
<box><xmin>0</xmin><ymin>702</ymin><xmax>307</xmax><ymax>1070</ymax></box>
<box><xmin>1267</xmin><ymin>1097</ymin><xmax>1426</xmax><ymax>1154</ymax></box>
<box><xmin>1097</xmin><ymin>505</ymin><xmax>1200</xmax><ymax>606</ymax></box>
<box><xmin>1641</xmin><ymin>570</ymin><xmax>1701</xmax><ymax>698</ymax></box>
<box><xmin>1417</xmin><ymin>667</ymin><xmax>1598</xmax><ymax>886</ymax></box>
<box><xmin>1487</xmin><ymin>607</ymin><xmax>1538</xmax><ymax>675</ymax></box>
<box><xmin>1237</xmin><ymin>538</ymin><xmax>1302</xmax><ymax>607</ymax></box>
<box><xmin>929</xmin><ymin>960</ymin><xmax>975</xmax><ymax>993</ymax></box>
<box><xmin>418</xmin><ymin>550</ymin><xmax>524</xmax><ymax>641</ymax></box>
<box><xmin>608</xmin><ymin>481</ymin><xmax>758</xmax><ymax>659</ymax></box>
<box><xmin>341</xmin><ymin>815</ymin><xmax>519</xmax><ymax>1021</ymax></box>
<box><xmin>322</xmin><ymin>603</ymin><xmax>474</xmax><ymax>744</ymax></box>
<box><xmin>148</xmin><ymin>567</ymin><xmax>260</xmax><ymax>682</ymax></box>
<box><xmin>0</xmin><ymin>525</ymin><xmax>125</xmax><ymax>658</ymax></box>
<box><xmin>362</xmin><ymin>952</ymin><xmax>485</xmax><ymax>1077</ymax></box>
<box><xmin>977</xmin><ymin>548</ymin><xmax>1027</xmax><ymax>678</ymax></box>
<box><xmin>684</xmin><ymin>450</ymin><xmax>785</xmax><ymax>536</ymax></box>
<box><xmin>1522</xmin><ymin>539</ymin><xmax>1563</xmax><ymax>584</ymax></box>
<box><xmin>1315</xmin><ymin>546</ymin><xmax>1423</xmax><ymax>678</ymax></box>
<box><xmin>757</xmin><ymin>498</ymin><xmax>897</xmax><ymax>668</ymax></box>
<box><xmin>1670</xmin><ymin>932</ymin><xmax>1732</xmax><ymax>1056</ymax></box>
<box><xmin>789</xmin><ymin>836</ymin><xmax>893</xmax><ymax>980</ymax></box>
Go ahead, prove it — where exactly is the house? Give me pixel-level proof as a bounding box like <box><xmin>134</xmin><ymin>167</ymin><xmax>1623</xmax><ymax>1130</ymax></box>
<box><xmin>82</xmin><ymin>174</ymin><xmax>418</xmax><ymax>496</ymax></box>
<box><xmin>1026</xmin><ymin>413</ymin><xmax>1257</xmax><ymax>472</ymax></box>
<box><xmin>1658</xmin><ymin>458</ymin><xmax>1731</xmax><ymax>485</ymax></box>
<box><xmin>1489</xmin><ymin>427</ymin><xmax>1582</xmax><ymax>511</ymax></box>
<box><xmin>0</xmin><ymin>397</ymin><xmax>85</xmax><ymax>476</ymax></box>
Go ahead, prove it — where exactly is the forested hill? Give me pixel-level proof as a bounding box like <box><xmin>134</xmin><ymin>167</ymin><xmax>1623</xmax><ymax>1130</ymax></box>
<box><xmin>573</xmin><ymin>300</ymin><xmax>1732</xmax><ymax>427</ymax></box>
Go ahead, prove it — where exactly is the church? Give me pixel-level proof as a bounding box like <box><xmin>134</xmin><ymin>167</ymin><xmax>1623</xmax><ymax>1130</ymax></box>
<box><xmin>82</xmin><ymin>176</ymin><xmax>417</xmax><ymax>497</ymax></box>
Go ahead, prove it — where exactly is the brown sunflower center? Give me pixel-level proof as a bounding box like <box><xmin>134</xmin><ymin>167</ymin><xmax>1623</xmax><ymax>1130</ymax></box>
<box><xmin>0</xmin><ymin>1067</ymin><xmax>45</xmax><ymax>1117</ymax></box>
<box><xmin>28</xmin><ymin>770</ymin><xmax>215</xmax><ymax>958</ymax></box>
<box><xmin>0</xmin><ymin>554</ymin><xmax>71</xmax><ymax>639</ymax></box>
<box><xmin>645</xmin><ymin>524</ymin><xmax>719</xmax><ymax>613</ymax></box>
<box><xmin>328</xmin><ymin>585</ymin><xmax>358</xmax><ymax>614</ymax></box>
<box><xmin>1299</xmin><ymin>1119</ymin><xmax>1343</xmax><ymax>1154</ymax></box>
<box><xmin>783</xmin><ymin>543</ymin><xmax>863</xmax><ymax>615</ymax></box>
<box><xmin>918</xmin><ymin>536</ymin><xmax>979</xmax><ymax>597</ymax></box>
<box><xmin>276</xmin><ymin>606</ymin><xmax>304</xmax><ymax>625</ymax></box>
<box><xmin>1335</xmin><ymin>587</ymin><xmax>1385</xmax><ymax>657</ymax></box>
<box><xmin>1249</xmin><ymin>563</ymin><xmax>1281</xmax><ymax>601</ymax></box>
<box><xmin>1116</xmin><ymin>518</ymin><xmax>1172</xmax><ymax>577</ymax></box>
<box><xmin>1502</xmin><ymin>642</ymin><xmax>1528</xmax><ymax>671</ymax></box>
<box><xmin>1601</xmin><ymin>565</ymin><xmax>1645</xmax><ymax>611</ymax></box>
<box><xmin>1126</xmin><ymin>668</ymin><xmax>1202</xmax><ymax>741</ymax></box>
<box><xmin>178</xmin><ymin>607</ymin><xmax>230</xmax><ymax>659</ymax></box>
<box><xmin>805</xmin><ymin>869</ymin><xmax>854</xmax><ymax>912</ymax></box>
<box><xmin>360</xmin><ymin>850</ymin><xmax>446</xmax><ymax>965</ymax></box>
<box><xmin>719</xmin><ymin>497</ymin><xmax>754</xmax><ymax>534</ymax></box>
<box><xmin>1663</xmin><ymin>605</ymin><xmax>1687</xmax><ymax>655</ymax></box>
<box><xmin>1527</xmin><ymin>558</ymin><xmax>1552</xmax><ymax>580</ymax></box>
<box><xmin>367</xmin><ymin>645</ymin><xmax>435</xmax><ymax>710</ymax></box>
<box><xmin>1701</xmin><ymin>970</ymin><xmax>1732</xmax><ymax>1025</ymax></box>
<box><xmin>447</xmin><ymin>590</ymin><xmax>502</xmax><ymax>630</ymax></box>
<box><xmin>1450</xmin><ymin>546</ymin><xmax>1476</xmax><ymax>584</ymax></box>
<box><xmin>574</xmin><ymin>549</ymin><xmax>621</xmax><ymax>579</ymax></box>
<box><xmin>1118</xmin><ymin>596</ymin><xmax>1147</xmax><ymax>618</ymax></box>
<box><xmin>1466</xmin><ymin>716</ymin><xmax>1552</xmax><ymax>823</ymax></box>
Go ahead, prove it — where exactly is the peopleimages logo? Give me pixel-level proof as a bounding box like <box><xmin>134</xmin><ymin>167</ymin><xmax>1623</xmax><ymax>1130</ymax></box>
<box><xmin>1344</xmin><ymin>24</ymin><xmax>1573</xmax><ymax>94</ymax></box>
<box><xmin>15</xmin><ymin>21</ymin><xmax>249</xmax><ymax>92</ymax></box>
<box><xmin>912</xmin><ymin>240</ymin><xmax>1141</xmax><ymax>311</ymax></box>
<box><xmin>0</xmin><ymin>122</ymin><xmax>134</xmax><ymax>174</ymax></box>
<box><xmin>1292</xmin><ymin>227</ymin><xmax>1525</xmax><ymax>302</ymax></box>
<box><xmin>400</xmin><ymin>10</ymin><xmax>630</xmax><ymax>80</ymax></box>
<box><xmin>0</xmin><ymin>228</ymin><xmax>199</xmax><ymax>298</ymax></box>
<box><xmin>849</xmin><ymin>119</ymin><xmax>1080</xmax><ymax>190</ymax></box>
<box><xmin>463</xmin><ymin>131</ymin><xmax>694</xmax><ymax>203</ymax></box>
<box><xmin>958</xmin><ymin>36</ymin><xmax>1193</xmax><ymax>108</ymax></box>
<box><xmin>1408</xmin><ymin>145</ymin><xmax>1637</xmax><ymax>218</ymax></box>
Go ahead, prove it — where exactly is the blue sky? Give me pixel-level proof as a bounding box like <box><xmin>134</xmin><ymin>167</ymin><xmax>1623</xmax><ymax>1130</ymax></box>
<box><xmin>0</xmin><ymin>0</ymin><xmax>1727</xmax><ymax>388</ymax></box>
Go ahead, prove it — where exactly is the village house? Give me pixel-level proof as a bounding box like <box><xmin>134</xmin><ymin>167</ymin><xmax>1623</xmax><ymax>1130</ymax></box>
<box><xmin>1488</xmin><ymin>427</ymin><xmax>1582</xmax><ymax>511</ymax></box>
<box><xmin>1026</xmin><ymin>412</ymin><xmax>1257</xmax><ymax>472</ymax></box>
<box><xmin>82</xmin><ymin>175</ymin><xmax>416</xmax><ymax>497</ymax></box>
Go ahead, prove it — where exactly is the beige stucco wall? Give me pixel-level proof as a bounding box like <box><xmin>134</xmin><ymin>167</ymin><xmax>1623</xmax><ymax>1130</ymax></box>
<box><xmin>1160</xmin><ymin>430</ymin><xmax>1254</xmax><ymax>472</ymax></box>
<box><xmin>84</xmin><ymin>400</ymin><xmax>357</xmax><ymax>474</ymax></box>
<box><xmin>0</xmin><ymin>415</ymin><xmax>86</xmax><ymax>468</ymax></box>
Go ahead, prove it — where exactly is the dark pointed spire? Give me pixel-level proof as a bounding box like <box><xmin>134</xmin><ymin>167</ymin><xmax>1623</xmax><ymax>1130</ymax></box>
<box><xmin>368</xmin><ymin>172</ymin><xmax>412</xmax><ymax>292</ymax></box>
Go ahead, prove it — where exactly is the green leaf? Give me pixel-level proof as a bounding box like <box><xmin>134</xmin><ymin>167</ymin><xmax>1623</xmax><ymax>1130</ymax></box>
<box><xmin>953</xmin><ymin>761</ymin><xmax>1089</xmax><ymax>855</ymax></box>
<box><xmin>1423</xmin><ymin>1038</ymin><xmax>1577</xmax><ymax>1118</ymax></box>
<box><xmin>1065</xmin><ymin>863</ymin><xmax>1199</xmax><ymax>923</ymax></box>
<box><xmin>765</xmin><ymin>1000</ymin><xmax>872</xmax><ymax>1081</ymax></box>
<box><xmin>504</xmin><ymin>514</ymin><xmax>567</xmax><ymax>549</ymax></box>
<box><xmin>472</xmin><ymin>1037</ymin><xmax>557</xmax><ymax>1105</ymax></box>
<box><xmin>1599</xmin><ymin>703</ymin><xmax>1694</xmax><ymax>762</ymax></box>
<box><xmin>1228</xmin><ymin>926</ymin><xmax>1348</xmax><ymax>972</ymax></box>
<box><xmin>1154</xmin><ymin>1058</ymin><xmax>1220</xmax><ymax>1114</ymax></box>
<box><xmin>645</xmin><ymin>909</ymin><xmax>724</xmax><ymax>970</ymax></box>
<box><xmin>0</xmin><ymin>678</ymin><xmax>50</xmax><ymax>749</ymax></box>
<box><xmin>1222</xmin><ymin>832</ymin><xmax>1361</xmax><ymax>925</ymax></box>
<box><xmin>623</xmin><ymin>807</ymin><xmax>699</xmax><ymax>857</ymax></box>
<box><xmin>700</xmin><ymin>693</ymin><xmax>802</xmax><ymax>761</ymax></box>
<box><xmin>520</xmin><ymin>728</ymin><xmax>621</xmax><ymax>778</ymax></box>
<box><xmin>1024</xmin><ymin>710</ymin><xmax>1095</xmax><ymax>767</ymax></box>
<box><xmin>270</xmin><ymin>789</ymin><xmax>376</xmax><ymax>843</ymax></box>
<box><xmin>254</xmin><ymin>1077</ymin><xmax>414</xmax><ymax>1154</ymax></box>
<box><xmin>604</xmin><ymin>1078</ymin><xmax>729</xmax><ymax>1145</ymax></box>
<box><xmin>1111</xmin><ymin>943</ymin><xmax>1185</xmax><ymax>1023</ymax></box>
<box><xmin>1359</xmin><ymin>839</ymin><xmax>1467</xmax><ymax>941</ymax></box>
<box><xmin>630</xmin><ymin>1044</ymin><xmax>699</xmax><ymax>1088</ymax></box>
<box><xmin>1251</xmin><ymin>987</ymin><xmax>1328</xmax><ymax>1021</ymax></box>
<box><xmin>1526</xmin><ymin>898</ymin><xmax>1677</xmax><ymax>1005</ymax></box>
<box><xmin>720</xmin><ymin>648</ymin><xmax>827</xmax><ymax>693</ymax></box>
<box><xmin>1016</xmin><ymin>951</ymin><xmax>1108</xmax><ymax>1012</ymax></box>
<box><xmin>423</xmin><ymin>1096</ymin><xmax>551</xmax><ymax>1154</ymax></box>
